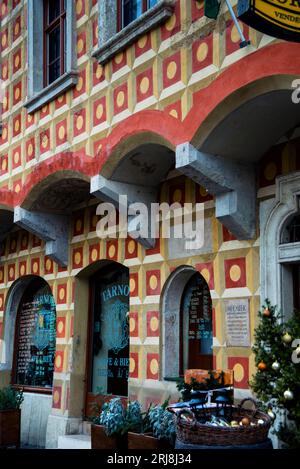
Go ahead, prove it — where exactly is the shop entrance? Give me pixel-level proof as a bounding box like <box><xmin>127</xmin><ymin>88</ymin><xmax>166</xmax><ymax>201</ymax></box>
<box><xmin>180</xmin><ymin>272</ymin><xmax>213</xmax><ymax>373</ymax></box>
<box><xmin>85</xmin><ymin>262</ymin><xmax>129</xmax><ymax>416</ymax></box>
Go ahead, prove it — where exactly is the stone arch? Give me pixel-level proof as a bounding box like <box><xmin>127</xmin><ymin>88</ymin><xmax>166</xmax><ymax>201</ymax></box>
<box><xmin>100</xmin><ymin>131</ymin><xmax>175</xmax><ymax>180</ymax></box>
<box><xmin>0</xmin><ymin>204</ymin><xmax>14</xmax><ymax>242</ymax></box>
<box><xmin>0</xmin><ymin>275</ymin><xmax>56</xmax><ymax>448</ymax></box>
<box><xmin>191</xmin><ymin>74</ymin><xmax>300</xmax><ymax>162</ymax></box>
<box><xmin>19</xmin><ymin>170</ymin><xmax>90</xmax><ymax>212</ymax></box>
<box><xmin>260</xmin><ymin>172</ymin><xmax>300</xmax><ymax>318</ymax></box>
<box><xmin>0</xmin><ymin>275</ymin><xmax>52</xmax><ymax>374</ymax></box>
<box><xmin>160</xmin><ymin>265</ymin><xmax>197</xmax><ymax>380</ymax></box>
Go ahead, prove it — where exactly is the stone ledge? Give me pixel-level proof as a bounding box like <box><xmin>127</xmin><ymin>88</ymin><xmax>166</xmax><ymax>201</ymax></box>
<box><xmin>24</xmin><ymin>71</ymin><xmax>78</xmax><ymax>114</ymax></box>
<box><xmin>93</xmin><ymin>0</ymin><xmax>175</xmax><ymax>66</ymax></box>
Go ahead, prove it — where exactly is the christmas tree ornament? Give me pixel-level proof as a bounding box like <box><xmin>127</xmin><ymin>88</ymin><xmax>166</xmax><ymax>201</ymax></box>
<box><xmin>257</xmin><ymin>419</ymin><xmax>264</xmax><ymax>425</ymax></box>
<box><xmin>230</xmin><ymin>420</ymin><xmax>239</xmax><ymax>427</ymax></box>
<box><xmin>263</xmin><ymin>307</ymin><xmax>271</xmax><ymax>317</ymax></box>
<box><xmin>282</xmin><ymin>332</ymin><xmax>292</xmax><ymax>344</ymax></box>
<box><xmin>283</xmin><ymin>389</ymin><xmax>294</xmax><ymax>400</ymax></box>
<box><xmin>295</xmin><ymin>345</ymin><xmax>300</xmax><ymax>357</ymax></box>
<box><xmin>271</xmin><ymin>361</ymin><xmax>280</xmax><ymax>371</ymax></box>
<box><xmin>258</xmin><ymin>361</ymin><xmax>267</xmax><ymax>371</ymax></box>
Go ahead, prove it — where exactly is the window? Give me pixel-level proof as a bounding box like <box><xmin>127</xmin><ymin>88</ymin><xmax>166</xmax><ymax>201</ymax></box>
<box><xmin>282</xmin><ymin>214</ymin><xmax>300</xmax><ymax>244</ymax></box>
<box><xmin>13</xmin><ymin>278</ymin><xmax>56</xmax><ymax>390</ymax></box>
<box><xmin>44</xmin><ymin>0</ymin><xmax>66</xmax><ymax>86</ymax></box>
<box><xmin>26</xmin><ymin>0</ymin><xmax>77</xmax><ymax>114</ymax></box>
<box><xmin>118</xmin><ymin>0</ymin><xmax>158</xmax><ymax>30</ymax></box>
<box><xmin>94</xmin><ymin>0</ymin><xmax>174</xmax><ymax>66</ymax></box>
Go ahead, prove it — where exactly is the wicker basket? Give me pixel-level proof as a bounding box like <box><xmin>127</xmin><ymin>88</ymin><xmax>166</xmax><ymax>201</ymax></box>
<box><xmin>175</xmin><ymin>398</ymin><xmax>271</xmax><ymax>446</ymax></box>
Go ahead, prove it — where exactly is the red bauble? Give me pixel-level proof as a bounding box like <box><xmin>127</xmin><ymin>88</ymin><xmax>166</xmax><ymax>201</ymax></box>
<box><xmin>258</xmin><ymin>361</ymin><xmax>267</xmax><ymax>371</ymax></box>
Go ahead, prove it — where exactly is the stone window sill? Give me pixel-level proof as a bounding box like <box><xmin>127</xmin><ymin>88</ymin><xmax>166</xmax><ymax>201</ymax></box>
<box><xmin>93</xmin><ymin>0</ymin><xmax>175</xmax><ymax>66</ymax></box>
<box><xmin>25</xmin><ymin>71</ymin><xmax>78</xmax><ymax>114</ymax></box>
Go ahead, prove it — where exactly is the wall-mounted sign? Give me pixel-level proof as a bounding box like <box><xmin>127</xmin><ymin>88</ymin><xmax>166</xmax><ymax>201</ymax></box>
<box><xmin>238</xmin><ymin>0</ymin><xmax>300</xmax><ymax>42</ymax></box>
<box><xmin>225</xmin><ymin>299</ymin><xmax>250</xmax><ymax>347</ymax></box>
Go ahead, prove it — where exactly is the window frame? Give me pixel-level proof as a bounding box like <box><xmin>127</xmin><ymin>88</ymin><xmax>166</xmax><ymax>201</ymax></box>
<box><xmin>25</xmin><ymin>0</ymin><xmax>77</xmax><ymax>114</ymax></box>
<box><xmin>93</xmin><ymin>0</ymin><xmax>175</xmax><ymax>66</ymax></box>
<box><xmin>117</xmin><ymin>0</ymin><xmax>155</xmax><ymax>31</ymax></box>
<box><xmin>43</xmin><ymin>0</ymin><xmax>66</xmax><ymax>87</ymax></box>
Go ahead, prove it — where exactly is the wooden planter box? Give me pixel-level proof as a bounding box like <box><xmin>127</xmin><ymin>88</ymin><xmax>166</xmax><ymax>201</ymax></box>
<box><xmin>128</xmin><ymin>432</ymin><xmax>172</xmax><ymax>450</ymax></box>
<box><xmin>0</xmin><ymin>409</ymin><xmax>21</xmax><ymax>449</ymax></box>
<box><xmin>91</xmin><ymin>424</ymin><xmax>127</xmax><ymax>450</ymax></box>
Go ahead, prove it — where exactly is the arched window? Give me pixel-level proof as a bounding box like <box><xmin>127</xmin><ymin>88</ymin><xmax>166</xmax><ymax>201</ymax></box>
<box><xmin>13</xmin><ymin>278</ymin><xmax>56</xmax><ymax>389</ymax></box>
<box><xmin>281</xmin><ymin>214</ymin><xmax>300</xmax><ymax>244</ymax></box>
<box><xmin>180</xmin><ymin>272</ymin><xmax>213</xmax><ymax>374</ymax></box>
<box><xmin>280</xmin><ymin>211</ymin><xmax>300</xmax><ymax>311</ymax></box>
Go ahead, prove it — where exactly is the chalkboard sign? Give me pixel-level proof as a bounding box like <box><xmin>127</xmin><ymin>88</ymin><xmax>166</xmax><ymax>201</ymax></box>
<box><xmin>15</xmin><ymin>281</ymin><xmax>56</xmax><ymax>388</ymax></box>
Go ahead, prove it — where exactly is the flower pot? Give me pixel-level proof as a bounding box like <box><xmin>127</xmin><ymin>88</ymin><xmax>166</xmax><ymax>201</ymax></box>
<box><xmin>128</xmin><ymin>432</ymin><xmax>172</xmax><ymax>450</ymax></box>
<box><xmin>91</xmin><ymin>424</ymin><xmax>127</xmax><ymax>450</ymax></box>
<box><xmin>0</xmin><ymin>409</ymin><xmax>21</xmax><ymax>448</ymax></box>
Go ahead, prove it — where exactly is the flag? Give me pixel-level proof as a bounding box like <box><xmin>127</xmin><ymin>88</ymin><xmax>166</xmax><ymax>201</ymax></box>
<box><xmin>204</xmin><ymin>0</ymin><xmax>221</xmax><ymax>20</ymax></box>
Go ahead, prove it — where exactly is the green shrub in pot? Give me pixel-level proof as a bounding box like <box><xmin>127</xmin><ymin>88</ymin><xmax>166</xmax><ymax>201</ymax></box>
<box><xmin>0</xmin><ymin>387</ymin><xmax>24</xmax><ymax>411</ymax></box>
<box><xmin>93</xmin><ymin>397</ymin><xmax>127</xmax><ymax>437</ymax></box>
<box><xmin>148</xmin><ymin>398</ymin><xmax>176</xmax><ymax>445</ymax></box>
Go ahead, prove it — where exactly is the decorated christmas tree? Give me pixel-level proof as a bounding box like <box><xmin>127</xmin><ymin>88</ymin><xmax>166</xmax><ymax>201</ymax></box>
<box><xmin>250</xmin><ymin>300</ymin><xmax>300</xmax><ymax>448</ymax></box>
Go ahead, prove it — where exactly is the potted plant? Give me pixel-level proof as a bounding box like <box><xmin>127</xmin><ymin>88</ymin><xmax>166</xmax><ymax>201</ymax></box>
<box><xmin>91</xmin><ymin>397</ymin><xmax>128</xmax><ymax>449</ymax></box>
<box><xmin>0</xmin><ymin>386</ymin><xmax>24</xmax><ymax>448</ymax></box>
<box><xmin>128</xmin><ymin>399</ymin><xmax>176</xmax><ymax>449</ymax></box>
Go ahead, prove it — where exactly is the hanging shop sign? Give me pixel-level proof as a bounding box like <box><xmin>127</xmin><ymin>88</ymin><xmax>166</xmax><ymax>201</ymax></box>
<box><xmin>237</xmin><ymin>0</ymin><xmax>300</xmax><ymax>42</ymax></box>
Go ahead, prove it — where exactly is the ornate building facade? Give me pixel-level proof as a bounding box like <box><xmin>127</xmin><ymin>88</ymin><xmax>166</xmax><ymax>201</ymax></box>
<box><xmin>0</xmin><ymin>0</ymin><xmax>299</xmax><ymax>448</ymax></box>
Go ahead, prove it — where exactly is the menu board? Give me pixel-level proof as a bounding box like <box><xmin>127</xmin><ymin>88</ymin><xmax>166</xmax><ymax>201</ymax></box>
<box><xmin>225</xmin><ymin>299</ymin><xmax>250</xmax><ymax>347</ymax></box>
<box><xmin>16</xmin><ymin>293</ymin><xmax>56</xmax><ymax>387</ymax></box>
<box><xmin>182</xmin><ymin>275</ymin><xmax>213</xmax><ymax>356</ymax></box>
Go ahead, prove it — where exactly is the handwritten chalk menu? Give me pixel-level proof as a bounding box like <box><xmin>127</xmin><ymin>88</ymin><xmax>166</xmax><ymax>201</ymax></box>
<box><xmin>16</xmin><ymin>292</ymin><xmax>56</xmax><ymax>387</ymax></box>
<box><xmin>225</xmin><ymin>299</ymin><xmax>250</xmax><ymax>347</ymax></box>
<box><xmin>182</xmin><ymin>274</ymin><xmax>213</xmax><ymax>356</ymax></box>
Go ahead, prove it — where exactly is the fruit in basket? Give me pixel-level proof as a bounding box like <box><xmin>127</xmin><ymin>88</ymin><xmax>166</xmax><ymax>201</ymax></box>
<box><xmin>230</xmin><ymin>420</ymin><xmax>239</xmax><ymax>427</ymax></box>
<box><xmin>241</xmin><ymin>417</ymin><xmax>250</xmax><ymax>426</ymax></box>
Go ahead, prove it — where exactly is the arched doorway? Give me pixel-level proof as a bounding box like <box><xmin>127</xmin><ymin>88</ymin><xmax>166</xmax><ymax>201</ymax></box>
<box><xmin>85</xmin><ymin>261</ymin><xmax>129</xmax><ymax>415</ymax></box>
<box><xmin>180</xmin><ymin>272</ymin><xmax>213</xmax><ymax>374</ymax></box>
<box><xmin>1</xmin><ymin>276</ymin><xmax>56</xmax><ymax>447</ymax></box>
<box><xmin>161</xmin><ymin>266</ymin><xmax>213</xmax><ymax>380</ymax></box>
<box><xmin>260</xmin><ymin>172</ymin><xmax>300</xmax><ymax>318</ymax></box>
<box><xmin>13</xmin><ymin>277</ymin><xmax>56</xmax><ymax>389</ymax></box>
